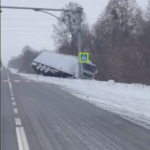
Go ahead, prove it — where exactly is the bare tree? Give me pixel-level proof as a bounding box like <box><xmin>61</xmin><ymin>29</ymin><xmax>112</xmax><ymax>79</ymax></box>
<box><xmin>8</xmin><ymin>46</ymin><xmax>41</xmax><ymax>73</ymax></box>
<box><xmin>52</xmin><ymin>2</ymin><xmax>86</xmax><ymax>55</ymax></box>
<box><xmin>91</xmin><ymin>0</ymin><xmax>150</xmax><ymax>83</ymax></box>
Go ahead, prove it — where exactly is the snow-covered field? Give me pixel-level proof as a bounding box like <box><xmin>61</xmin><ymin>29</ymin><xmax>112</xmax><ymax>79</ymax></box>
<box><xmin>10</xmin><ymin>68</ymin><xmax>150</xmax><ymax>130</ymax></box>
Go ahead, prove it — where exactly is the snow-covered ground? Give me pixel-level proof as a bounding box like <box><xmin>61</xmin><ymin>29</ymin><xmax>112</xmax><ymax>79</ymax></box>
<box><xmin>9</xmin><ymin>68</ymin><xmax>150</xmax><ymax>130</ymax></box>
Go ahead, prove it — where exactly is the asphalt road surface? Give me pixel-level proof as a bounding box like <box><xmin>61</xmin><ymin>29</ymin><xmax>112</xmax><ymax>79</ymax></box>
<box><xmin>1</xmin><ymin>69</ymin><xmax>150</xmax><ymax>150</ymax></box>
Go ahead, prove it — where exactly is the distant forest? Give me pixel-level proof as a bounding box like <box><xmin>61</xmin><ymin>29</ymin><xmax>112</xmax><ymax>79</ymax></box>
<box><xmin>8</xmin><ymin>0</ymin><xmax>150</xmax><ymax>85</ymax></box>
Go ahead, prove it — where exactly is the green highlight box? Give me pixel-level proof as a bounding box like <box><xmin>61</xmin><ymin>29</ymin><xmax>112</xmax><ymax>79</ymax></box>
<box><xmin>79</xmin><ymin>52</ymin><xmax>89</xmax><ymax>63</ymax></box>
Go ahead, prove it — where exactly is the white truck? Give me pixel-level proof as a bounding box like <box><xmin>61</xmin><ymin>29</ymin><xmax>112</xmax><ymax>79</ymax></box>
<box><xmin>31</xmin><ymin>51</ymin><xmax>97</xmax><ymax>79</ymax></box>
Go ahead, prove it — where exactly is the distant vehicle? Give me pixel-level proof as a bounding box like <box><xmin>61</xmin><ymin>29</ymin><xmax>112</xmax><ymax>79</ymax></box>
<box><xmin>31</xmin><ymin>51</ymin><xmax>97</xmax><ymax>79</ymax></box>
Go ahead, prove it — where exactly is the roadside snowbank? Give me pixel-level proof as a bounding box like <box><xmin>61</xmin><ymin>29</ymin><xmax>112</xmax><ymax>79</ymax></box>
<box><xmin>9</xmin><ymin>68</ymin><xmax>18</xmax><ymax>73</ymax></box>
<box><xmin>9</xmin><ymin>68</ymin><xmax>150</xmax><ymax>130</ymax></box>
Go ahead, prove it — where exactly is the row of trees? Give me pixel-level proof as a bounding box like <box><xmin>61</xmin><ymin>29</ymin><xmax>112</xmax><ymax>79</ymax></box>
<box><xmin>8</xmin><ymin>0</ymin><xmax>150</xmax><ymax>84</ymax></box>
<box><xmin>52</xmin><ymin>0</ymin><xmax>150</xmax><ymax>84</ymax></box>
<box><xmin>8</xmin><ymin>46</ymin><xmax>41</xmax><ymax>73</ymax></box>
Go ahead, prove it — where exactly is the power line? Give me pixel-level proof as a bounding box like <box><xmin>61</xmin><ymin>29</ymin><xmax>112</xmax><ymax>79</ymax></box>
<box><xmin>2</xmin><ymin>32</ymin><xmax>51</xmax><ymax>34</ymax></box>
<box><xmin>1</xmin><ymin>25</ymin><xmax>53</xmax><ymax>27</ymax></box>
<box><xmin>1</xmin><ymin>25</ymin><xmax>54</xmax><ymax>29</ymax></box>
<box><xmin>1</xmin><ymin>29</ymin><xmax>53</xmax><ymax>31</ymax></box>
<box><xmin>1</xmin><ymin>18</ymin><xmax>57</xmax><ymax>21</ymax></box>
<box><xmin>2</xmin><ymin>34</ymin><xmax>51</xmax><ymax>36</ymax></box>
<box><xmin>1</xmin><ymin>18</ymin><xmax>97</xmax><ymax>20</ymax></box>
<box><xmin>2</xmin><ymin>32</ymin><xmax>52</xmax><ymax>36</ymax></box>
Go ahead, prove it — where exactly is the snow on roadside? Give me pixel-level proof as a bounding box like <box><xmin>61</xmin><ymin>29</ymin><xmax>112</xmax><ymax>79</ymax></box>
<box><xmin>9</xmin><ymin>68</ymin><xmax>18</xmax><ymax>73</ymax></box>
<box><xmin>9</xmin><ymin>68</ymin><xmax>150</xmax><ymax>130</ymax></box>
<box><xmin>60</xmin><ymin>81</ymin><xmax>150</xmax><ymax>130</ymax></box>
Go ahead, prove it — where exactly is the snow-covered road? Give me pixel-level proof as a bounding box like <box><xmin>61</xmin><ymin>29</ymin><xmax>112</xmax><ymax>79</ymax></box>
<box><xmin>10</xmin><ymin>68</ymin><xmax>150</xmax><ymax>130</ymax></box>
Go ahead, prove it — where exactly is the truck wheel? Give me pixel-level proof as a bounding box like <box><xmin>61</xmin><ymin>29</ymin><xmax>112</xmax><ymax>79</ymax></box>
<box><xmin>36</xmin><ymin>64</ymin><xmax>42</xmax><ymax>70</ymax></box>
<box><xmin>31</xmin><ymin>62</ymin><xmax>37</xmax><ymax>69</ymax></box>
<box><xmin>40</xmin><ymin>65</ymin><xmax>46</xmax><ymax>72</ymax></box>
<box><xmin>43</xmin><ymin>67</ymin><xmax>50</xmax><ymax>76</ymax></box>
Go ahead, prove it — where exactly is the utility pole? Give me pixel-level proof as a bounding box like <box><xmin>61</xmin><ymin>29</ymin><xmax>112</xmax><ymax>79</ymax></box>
<box><xmin>76</xmin><ymin>7</ymin><xmax>83</xmax><ymax>79</ymax></box>
<box><xmin>1</xmin><ymin>6</ymin><xmax>83</xmax><ymax>78</ymax></box>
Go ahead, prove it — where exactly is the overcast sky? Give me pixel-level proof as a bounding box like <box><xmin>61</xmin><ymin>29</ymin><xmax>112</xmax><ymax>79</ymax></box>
<box><xmin>1</xmin><ymin>0</ymin><xmax>148</xmax><ymax>66</ymax></box>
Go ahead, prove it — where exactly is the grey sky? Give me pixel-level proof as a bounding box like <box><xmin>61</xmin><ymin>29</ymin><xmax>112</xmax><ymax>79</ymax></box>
<box><xmin>1</xmin><ymin>0</ymin><xmax>148</xmax><ymax>66</ymax></box>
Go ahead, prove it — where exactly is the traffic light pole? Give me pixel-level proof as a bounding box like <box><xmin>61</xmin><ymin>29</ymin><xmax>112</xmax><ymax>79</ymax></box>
<box><xmin>0</xmin><ymin>6</ymin><xmax>68</xmax><ymax>12</ymax></box>
<box><xmin>0</xmin><ymin>6</ymin><xmax>83</xmax><ymax>79</ymax></box>
<box><xmin>76</xmin><ymin>7</ymin><xmax>83</xmax><ymax>79</ymax></box>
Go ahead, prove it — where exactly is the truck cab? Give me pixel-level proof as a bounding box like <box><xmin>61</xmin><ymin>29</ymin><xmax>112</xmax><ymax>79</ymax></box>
<box><xmin>82</xmin><ymin>63</ymin><xmax>97</xmax><ymax>79</ymax></box>
<box><xmin>75</xmin><ymin>62</ymin><xmax>97</xmax><ymax>79</ymax></box>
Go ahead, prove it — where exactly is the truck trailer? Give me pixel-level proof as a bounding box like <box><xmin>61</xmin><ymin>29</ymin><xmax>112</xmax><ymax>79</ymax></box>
<box><xmin>31</xmin><ymin>51</ymin><xmax>97</xmax><ymax>79</ymax></box>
